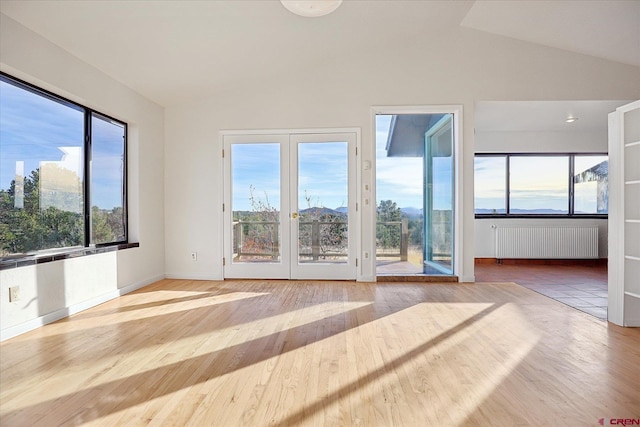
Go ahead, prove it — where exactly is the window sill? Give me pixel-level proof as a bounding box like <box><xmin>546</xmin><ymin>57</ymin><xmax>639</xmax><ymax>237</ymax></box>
<box><xmin>475</xmin><ymin>214</ymin><xmax>608</xmax><ymax>219</ymax></box>
<box><xmin>0</xmin><ymin>242</ymin><xmax>140</xmax><ymax>271</ymax></box>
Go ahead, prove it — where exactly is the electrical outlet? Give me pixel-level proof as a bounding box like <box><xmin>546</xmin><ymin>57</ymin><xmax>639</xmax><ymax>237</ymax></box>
<box><xmin>191</xmin><ymin>252</ymin><xmax>198</xmax><ymax>261</ymax></box>
<box><xmin>9</xmin><ymin>286</ymin><xmax>20</xmax><ymax>302</ymax></box>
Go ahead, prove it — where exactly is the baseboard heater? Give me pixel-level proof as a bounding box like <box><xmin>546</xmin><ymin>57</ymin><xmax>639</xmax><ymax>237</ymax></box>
<box><xmin>495</xmin><ymin>226</ymin><xmax>599</xmax><ymax>259</ymax></box>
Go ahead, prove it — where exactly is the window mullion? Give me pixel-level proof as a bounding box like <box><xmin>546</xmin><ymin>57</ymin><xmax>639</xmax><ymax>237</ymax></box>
<box><xmin>505</xmin><ymin>155</ymin><xmax>510</xmax><ymax>215</ymax></box>
<box><xmin>569</xmin><ymin>155</ymin><xmax>575</xmax><ymax>216</ymax></box>
<box><xmin>122</xmin><ymin>124</ymin><xmax>128</xmax><ymax>243</ymax></box>
<box><xmin>84</xmin><ymin>111</ymin><xmax>92</xmax><ymax>247</ymax></box>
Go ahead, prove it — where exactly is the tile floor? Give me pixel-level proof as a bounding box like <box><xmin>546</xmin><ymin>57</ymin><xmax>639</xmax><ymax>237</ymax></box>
<box><xmin>474</xmin><ymin>262</ymin><xmax>608</xmax><ymax>321</ymax></box>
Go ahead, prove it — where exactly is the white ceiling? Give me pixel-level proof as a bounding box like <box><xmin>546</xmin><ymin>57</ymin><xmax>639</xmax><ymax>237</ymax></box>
<box><xmin>1</xmin><ymin>0</ymin><xmax>638</xmax><ymax>107</ymax></box>
<box><xmin>461</xmin><ymin>0</ymin><xmax>640</xmax><ymax>68</ymax></box>
<box><xmin>0</xmin><ymin>0</ymin><xmax>475</xmax><ymax>106</ymax></box>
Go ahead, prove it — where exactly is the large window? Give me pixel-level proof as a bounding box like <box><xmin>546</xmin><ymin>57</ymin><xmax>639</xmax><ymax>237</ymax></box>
<box><xmin>475</xmin><ymin>153</ymin><xmax>608</xmax><ymax>217</ymax></box>
<box><xmin>0</xmin><ymin>73</ymin><xmax>127</xmax><ymax>259</ymax></box>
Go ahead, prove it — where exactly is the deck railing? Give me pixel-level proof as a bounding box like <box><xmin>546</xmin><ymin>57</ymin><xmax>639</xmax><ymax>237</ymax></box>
<box><xmin>232</xmin><ymin>219</ymin><xmax>409</xmax><ymax>260</ymax></box>
<box><xmin>376</xmin><ymin>219</ymin><xmax>409</xmax><ymax>261</ymax></box>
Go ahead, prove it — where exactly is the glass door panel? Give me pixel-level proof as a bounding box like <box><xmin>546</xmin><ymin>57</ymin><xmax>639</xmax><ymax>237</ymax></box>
<box><xmin>223</xmin><ymin>135</ymin><xmax>290</xmax><ymax>279</ymax></box>
<box><xmin>290</xmin><ymin>133</ymin><xmax>356</xmax><ymax>280</ymax></box>
<box><xmin>232</xmin><ymin>143</ymin><xmax>281</xmax><ymax>263</ymax></box>
<box><xmin>424</xmin><ymin>115</ymin><xmax>454</xmax><ymax>275</ymax></box>
<box><xmin>297</xmin><ymin>142</ymin><xmax>349</xmax><ymax>264</ymax></box>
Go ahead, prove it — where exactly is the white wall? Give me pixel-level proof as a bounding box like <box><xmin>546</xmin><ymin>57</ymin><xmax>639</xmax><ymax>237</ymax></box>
<box><xmin>0</xmin><ymin>14</ymin><xmax>166</xmax><ymax>340</ymax></box>
<box><xmin>164</xmin><ymin>26</ymin><xmax>640</xmax><ymax>282</ymax></box>
<box><xmin>475</xmin><ymin>130</ymin><xmax>608</xmax><ymax>153</ymax></box>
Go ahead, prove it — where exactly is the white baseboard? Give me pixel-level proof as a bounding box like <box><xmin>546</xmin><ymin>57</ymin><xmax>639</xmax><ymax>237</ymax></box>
<box><xmin>624</xmin><ymin>292</ymin><xmax>640</xmax><ymax>327</ymax></box>
<box><xmin>116</xmin><ymin>274</ymin><xmax>165</xmax><ymax>295</ymax></box>
<box><xmin>165</xmin><ymin>272</ymin><xmax>223</xmax><ymax>280</ymax></box>
<box><xmin>624</xmin><ymin>319</ymin><xmax>640</xmax><ymax>327</ymax></box>
<box><xmin>0</xmin><ymin>274</ymin><xmax>164</xmax><ymax>341</ymax></box>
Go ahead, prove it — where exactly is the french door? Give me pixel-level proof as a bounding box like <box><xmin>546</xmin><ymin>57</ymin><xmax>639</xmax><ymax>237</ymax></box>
<box><xmin>223</xmin><ymin>132</ymin><xmax>357</xmax><ymax>280</ymax></box>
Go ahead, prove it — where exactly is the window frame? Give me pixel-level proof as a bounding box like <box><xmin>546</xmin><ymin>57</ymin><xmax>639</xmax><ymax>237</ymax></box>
<box><xmin>88</xmin><ymin>111</ymin><xmax>128</xmax><ymax>246</ymax></box>
<box><xmin>0</xmin><ymin>71</ymin><xmax>128</xmax><ymax>259</ymax></box>
<box><xmin>474</xmin><ymin>152</ymin><xmax>608</xmax><ymax>219</ymax></box>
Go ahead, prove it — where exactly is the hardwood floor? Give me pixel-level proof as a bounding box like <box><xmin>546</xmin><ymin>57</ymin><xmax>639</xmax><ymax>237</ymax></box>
<box><xmin>1</xmin><ymin>279</ymin><xmax>639</xmax><ymax>426</ymax></box>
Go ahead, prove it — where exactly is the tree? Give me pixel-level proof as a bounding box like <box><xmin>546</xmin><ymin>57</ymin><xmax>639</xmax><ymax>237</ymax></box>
<box><xmin>409</xmin><ymin>218</ymin><xmax>423</xmax><ymax>246</ymax></box>
<box><xmin>92</xmin><ymin>206</ymin><xmax>112</xmax><ymax>243</ymax></box>
<box><xmin>91</xmin><ymin>206</ymin><xmax>126</xmax><ymax>244</ymax></box>
<box><xmin>0</xmin><ymin>168</ymin><xmax>83</xmax><ymax>255</ymax></box>
<box><xmin>233</xmin><ymin>185</ymin><xmax>280</xmax><ymax>259</ymax></box>
<box><xmin>105</xmin><ymin>207</ymin><xmax>125</xmax><ymax>241</ymax></box>
<box><xmin>376</xmin><ymin>200</ymin><xmax>402</xmax><ymax>249</ymax></box>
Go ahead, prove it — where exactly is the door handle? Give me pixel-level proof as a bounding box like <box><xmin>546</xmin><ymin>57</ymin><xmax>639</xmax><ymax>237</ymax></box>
<box><xmin>291</xmin><ymin>212</ymin><xmax>298</xmax><ymax>219</ymax></box>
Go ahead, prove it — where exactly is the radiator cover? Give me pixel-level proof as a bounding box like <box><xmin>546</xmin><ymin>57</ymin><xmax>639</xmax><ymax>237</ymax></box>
<box><xmin>495</xmin><ymin>226</ymin><xmax>599</xmax><ymax>259</ymax></box>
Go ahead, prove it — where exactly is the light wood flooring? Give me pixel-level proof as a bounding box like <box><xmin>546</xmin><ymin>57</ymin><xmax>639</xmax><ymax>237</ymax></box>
<box><xmin>1</xmin><ymin>279</ymin><xmax>639</xmax><ymax>426</ymax></box>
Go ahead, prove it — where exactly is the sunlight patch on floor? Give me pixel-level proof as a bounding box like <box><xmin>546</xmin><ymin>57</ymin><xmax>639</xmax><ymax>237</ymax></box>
<box><xmin>43</xmin><ymin>291</ymin><xmax>271</xmax><ymax>335</ymax></box>
<box><xmin>0</xmin><ymin>300</ymin><xmax>373</xmax><ymax>412</ymax></box>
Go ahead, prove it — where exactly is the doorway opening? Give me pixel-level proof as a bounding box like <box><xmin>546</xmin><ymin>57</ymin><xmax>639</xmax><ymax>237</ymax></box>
<box><xmin>375</xmin><ymin>113</ymin><xmax>455</xmax><ymax>277</ymax></box>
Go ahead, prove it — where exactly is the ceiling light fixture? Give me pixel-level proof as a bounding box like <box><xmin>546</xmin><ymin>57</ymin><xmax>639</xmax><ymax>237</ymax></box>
<box><xmin>280</xmin><ymin>0</ymin><xmax>343</xmax><ymax>17</ymax></box>
<box><xmin>565</xmin><ymin>117</ymin><xmax>579</xmax><ymax>123</ymax></box>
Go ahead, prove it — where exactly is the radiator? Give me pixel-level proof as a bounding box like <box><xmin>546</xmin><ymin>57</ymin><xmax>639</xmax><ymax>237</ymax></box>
<box><xmin>495</xmin><ymin>226</ymin><xmax>599</xmax><ymax>259</ymax></box>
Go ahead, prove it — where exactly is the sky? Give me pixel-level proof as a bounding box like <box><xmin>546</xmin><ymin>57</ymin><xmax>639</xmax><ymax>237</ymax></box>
<box><xmin>473</xmin><ymin>156</ymin><xmax>506</xmax><ymax>211</ymax></box>
<box><xmin>232</xmin><ymin>143</ymin><xmax>281</xmax><ymax>212</ymax></box>
<box><xmin>230</xmin><ymin>115</ymin><xmax>455</xmax><ymax>213</ymax></box>
<box><xmin>0</xmin><ymin>79</ymin><xmax>124</xmax><ymax>210</ymax></box>
<box><xmin>376</xmin><ymin>114</ymin><xmax>453</xmax><ymax>211</ymax></box>
<box><xmin>91</xmin><ymin>114</ymin><xmax>125</xmax><ymax>210</ymax></box>
<box><xmin>375</xmin><ymin>115</ymin><xmax>424</xmax><ymax>209</ymax></box>
<box><xmin>510</xmin><ymin>156</ymin><xmax>569</xmax><ymax>212</ymax></box>
<box><xmin>231</xmin><ymin>141</ymin><xmax>348</xmax><ymax>212</ymax></box>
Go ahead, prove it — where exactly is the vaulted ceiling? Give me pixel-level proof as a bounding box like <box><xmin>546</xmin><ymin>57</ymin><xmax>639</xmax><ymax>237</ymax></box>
<box><xmin>1</xmin><ymin>1</ymin><xmax>638</xmax><ymax>107</ymax></box>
